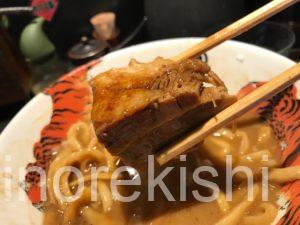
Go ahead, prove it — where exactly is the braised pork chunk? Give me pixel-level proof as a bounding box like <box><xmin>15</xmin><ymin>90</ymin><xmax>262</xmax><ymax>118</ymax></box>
<box><xmin>91</xmin><ymin>58</ymin><xmax>236</xmax><ymax>165</ymax></box>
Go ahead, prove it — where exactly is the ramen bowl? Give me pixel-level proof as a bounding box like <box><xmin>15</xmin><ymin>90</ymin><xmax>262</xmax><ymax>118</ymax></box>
<box><xmin>0</xmin><ymin>38</ymin><xmax>298</xmax><ymax>225</ymax></box>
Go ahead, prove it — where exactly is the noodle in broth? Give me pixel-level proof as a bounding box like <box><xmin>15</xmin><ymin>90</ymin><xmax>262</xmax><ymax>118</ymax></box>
<box><xmin>43</xmin><ymin>113</ymin><xmax>300</xmax><ymax>225</ymax></box>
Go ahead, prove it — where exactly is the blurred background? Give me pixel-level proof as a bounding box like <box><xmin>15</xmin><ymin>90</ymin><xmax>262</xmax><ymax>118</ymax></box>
<box><xmin>0</xmin><ymin>0</ymin><xmax>299</xmax><ymax>131</ymax></box>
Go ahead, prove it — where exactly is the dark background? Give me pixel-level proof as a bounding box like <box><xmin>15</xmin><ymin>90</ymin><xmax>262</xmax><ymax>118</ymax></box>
<box><xmin>0</xmin><ymin>0</ymin><xmax>145</xmax><ymax>57</ymax></box>
<box><xmin>1</xmin><ymin>0</ymin><xmax>299</xmax><ymax>58</ymax></box>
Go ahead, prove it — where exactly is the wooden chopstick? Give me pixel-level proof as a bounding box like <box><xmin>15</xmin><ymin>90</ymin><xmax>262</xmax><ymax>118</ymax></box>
<box><xmin>172</xmin><ymin>0</ymin><xmax>299</xmax><ymax>62</ymax></box>
<box><xmin>156</xmin><ymin>0</ymin><xmax>299</xmax><ymax>165</ymax></box>
<box><xmin>157</xmin><ymin>62</ymin><xmax>300</xmax><ymax>165</ymax></box>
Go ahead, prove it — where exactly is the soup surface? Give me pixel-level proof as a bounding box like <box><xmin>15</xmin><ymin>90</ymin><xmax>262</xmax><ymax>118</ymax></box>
<box><xmin>43</xmin><ymin>113</ymin><xmax>288</xmax><ymax>225</ymax></box>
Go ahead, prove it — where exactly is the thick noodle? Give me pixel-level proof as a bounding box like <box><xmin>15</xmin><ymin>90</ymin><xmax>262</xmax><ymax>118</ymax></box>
<box><xmin>46</xmin><ymin>121</ymin><xmax>117</xmax><ymax>225</ymax></box>
<box><xmin>44</xmin><ymin>116</ymin><xmax>300</xmax><ymax>225</ymax></box>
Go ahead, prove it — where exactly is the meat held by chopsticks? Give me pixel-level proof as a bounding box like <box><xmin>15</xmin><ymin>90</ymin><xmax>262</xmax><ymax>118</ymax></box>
<box><xmin>91</xmin><ymin>57</ymin><xmax>236</xmax><ymax>166</ymax></box>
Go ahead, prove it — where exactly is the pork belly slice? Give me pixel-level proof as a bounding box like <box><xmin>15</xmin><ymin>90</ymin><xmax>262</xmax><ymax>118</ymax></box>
<box><xmin>91</xmin><ymin>57</ymin><xmax>236</xmax><ymax>164</ymax></box>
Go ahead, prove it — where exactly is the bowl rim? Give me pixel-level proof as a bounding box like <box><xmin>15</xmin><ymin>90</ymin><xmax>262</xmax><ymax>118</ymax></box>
<box><xmin>0</xmin><ymin>38</ymin><xmax>297</xmax><ymax>225</ymax></box>
<box><xmin>1</xmin><ymin>38</ymin><xmax>296</xmax><ymax>142</ymax></box>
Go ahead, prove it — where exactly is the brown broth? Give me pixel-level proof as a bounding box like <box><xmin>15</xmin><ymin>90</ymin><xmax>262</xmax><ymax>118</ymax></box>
<box><xmin>44</xmin><ymin>114</ymin><xmax>282</xmax><ymax>225</ymax></box>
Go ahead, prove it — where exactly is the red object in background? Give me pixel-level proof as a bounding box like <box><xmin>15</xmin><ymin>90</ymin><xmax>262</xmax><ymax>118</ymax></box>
<box><xmin>31</xmin><ymin>0</ymin><xmax>58</xmax><ymax>21</ymax></box>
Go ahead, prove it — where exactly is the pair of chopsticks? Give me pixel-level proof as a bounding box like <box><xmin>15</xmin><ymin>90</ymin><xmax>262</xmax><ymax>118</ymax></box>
<box><xmin>157</xmin><ymin>0</ymin><xmax>300</xmax><ymax>165</ymax></box>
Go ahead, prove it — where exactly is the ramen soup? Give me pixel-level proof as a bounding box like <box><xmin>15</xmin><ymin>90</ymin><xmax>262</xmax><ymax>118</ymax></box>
<box><xmin>43</xmin><ymin>113</ymin><xmax>299</xmax><ymax>225</ymax></box>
